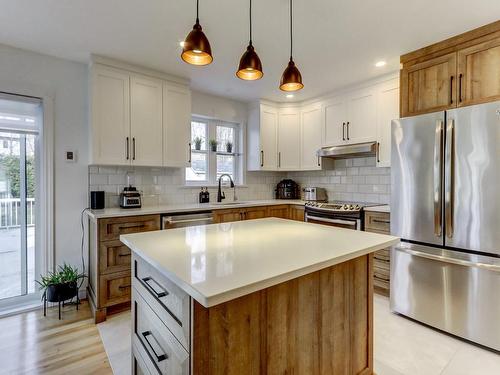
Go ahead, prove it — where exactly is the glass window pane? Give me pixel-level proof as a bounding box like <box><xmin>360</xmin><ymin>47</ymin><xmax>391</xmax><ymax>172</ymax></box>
<box><xmin>191</xmin><ymin>121</ymin><xmax>207</xmax><ymax>151</ymax></box>
<box><xmin>217</xmin><ymin>155</ymin><xmax>234</xmax><ymax>181</ymax></box>
<box><xmin>216</xmin><ymin>126</ymin><xmax>235</xmax><ymax>153</ymax></box>
<box><xmin>186</xmin><ymin>152</ymin><xmax>207</xmax><ymax>181</ymax></box>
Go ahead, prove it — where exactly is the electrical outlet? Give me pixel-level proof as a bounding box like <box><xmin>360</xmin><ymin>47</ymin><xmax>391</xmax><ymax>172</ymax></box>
<box><xmin>65</xmin><ymin>150</ymin><xmax>77</xmax><ymax>162</ymax></box>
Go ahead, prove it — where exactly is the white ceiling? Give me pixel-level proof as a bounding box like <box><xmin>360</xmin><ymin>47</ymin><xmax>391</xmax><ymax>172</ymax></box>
<box><xmin>0</xmin><ymin>0</ymin><xmax>499</xmax><ymax>103</ymax></box>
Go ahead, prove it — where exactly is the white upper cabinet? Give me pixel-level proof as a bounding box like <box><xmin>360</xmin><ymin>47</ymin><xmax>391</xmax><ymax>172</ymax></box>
<box><xmin>277</xmin><ymin>108</ymin><xmax>301</xmax><ymax>170</ymax></box>
<box><xmin>163</xmin><ymin>83</ymin><xmax>191</xmax><ymax>167</ymax></box>
<box><xmin>301</xmin><ymin>104</ymin><xmax>322</xmax><ymax>170</ymax></box>
<box><xmin>376</xmin><ymin>78</ymin><xmax>399</xmax><ymax>167</ymax></box>
<box><xmin>248</xmin><ymin>104</ymin><xmax>278</xmax><ymax>171</ymax></box>
<box><xmin>345</xmin><ymin>88</ymin><xmax>377</xmax><ymax>144</ymax></box>
<box><xmin>323</xmin><ymin>96</ymin><xmax>347</xmax><ymax>147</ymax></box>
<box><xmin>130</xmin><ymin>75</ymin><xmax>163</xmax><ymax>167</ymax></box>
<box><xmin>89</xmin><ymin>63</ymin><xmax>191</xmax><ymax>167</ymax></box>
<box><xmin>90</xmin><ymin>66</ymin><xmax>130</xmax><ymax>165</ymax></box>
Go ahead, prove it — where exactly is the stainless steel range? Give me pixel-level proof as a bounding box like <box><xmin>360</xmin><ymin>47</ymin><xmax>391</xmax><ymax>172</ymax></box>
<box><xmin>304</xmin><ymin>201</ymin><xmax>379</xmax><ymax>230</ymax></box>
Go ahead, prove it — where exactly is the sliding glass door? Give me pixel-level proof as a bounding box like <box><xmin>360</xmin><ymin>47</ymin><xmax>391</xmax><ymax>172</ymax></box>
<box><xmin>0</xmin><ymin>94</ymin><xmax>41</xmax><ymax>304</ymax></box>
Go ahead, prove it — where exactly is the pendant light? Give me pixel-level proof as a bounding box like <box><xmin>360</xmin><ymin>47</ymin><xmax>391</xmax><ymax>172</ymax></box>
<box><xmin>236</xmin><ymin>0</ymin><xmax>263</xmax><ymax>80</ymax></box>
<box><xmin>181</xmin><ymin>0</ymin><xmax>213</xmax><ymax>66</ymax></box>
<box><xmin>280</xmin><ymin>0</ymin><xmax>303</xmax><ymax>91</ymax></box>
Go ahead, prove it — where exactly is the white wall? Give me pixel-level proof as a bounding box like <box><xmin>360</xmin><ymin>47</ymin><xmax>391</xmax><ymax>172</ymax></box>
<box><xmin>0</xmin><ymin>44</ymin><xmax>88</xmax><ymax>270</ymax></box>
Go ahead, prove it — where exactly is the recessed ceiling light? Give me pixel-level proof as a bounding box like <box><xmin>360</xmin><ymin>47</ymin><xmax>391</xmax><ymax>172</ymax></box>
<box><xmin>375</xmin><ymin>60</ymin><xmax>387</xmax><ymax>68</ymax></box>
<box><xmin>286</xmin><ymin>94</ymin><xmax>294</xmax><ymax>99</ymax></box>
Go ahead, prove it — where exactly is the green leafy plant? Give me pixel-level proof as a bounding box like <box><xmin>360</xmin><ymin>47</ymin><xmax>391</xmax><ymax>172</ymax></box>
<box><xmin>193</xmin><ymin>136</ymin><xmax>203</xmax><ymax>150</ymax></box>
<box><xmin>36</xmin><ymin>263</ymin><xmax>86</xmax><ymax>293</ymax></box>
<box><xmin>209</xmin><ymin>139</ymin><xmax>218</xmax><ymax>152</ymax></box>
<box><xmin>225</xmin><ymin>141</ymin><xmax>233</xmax><ymax>153</ymax></box>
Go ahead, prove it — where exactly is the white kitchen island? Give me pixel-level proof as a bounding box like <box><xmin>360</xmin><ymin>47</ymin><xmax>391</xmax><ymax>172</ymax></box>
<box><xmin>121</xmin><ymin>218</ymin><xmax>399</xmax><ymax>375</ymax></box>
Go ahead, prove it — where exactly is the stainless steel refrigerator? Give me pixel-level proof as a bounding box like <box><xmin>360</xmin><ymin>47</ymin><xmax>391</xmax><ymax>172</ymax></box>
<box><xmin>391</xmin><ymin>100</ymin><xmax>500</xmax><ymax>351</ymax></box>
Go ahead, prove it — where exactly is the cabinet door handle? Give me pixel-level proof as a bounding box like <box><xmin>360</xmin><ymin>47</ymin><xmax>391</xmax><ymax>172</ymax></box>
<box><xmin>126</xmin><ymin>137</ymin><xmax>130</xmax><ymax>160</ymax></box>
<box><xmin>449</xmin><ymin>76</ymin><xmax>454</xmax><ymax>104</ymax></box>
<box><xmin>377</xmin><ymin>142</ymin><xmax>380</xmax><ymax>163</ymax></box>
<box><xmin>142</xmin><ymin>331</ymin><xmax>168</xmax><ymax>362</ymax></box>
<box><xmin>278</xmin><ymin>152</ymin><xmax>281</xmax><ymax>168</ymax></box>
<box><xmin>372</xmin><ymin>219</ymin><xmax>390</xmax><ymax>224</ymax></box>
<box><xmin>260</xmin><ymin>150</ymin><xmax>264</xmax><ymax>167</ymax></box>
<box><xmin>188</xmin><ymin>143</ymin><xmax>191</xmax><ymax>163</ymax></box>
<box><xmin>317</xmin><ymin>155</ymin><xmax>321</xmax><ymax>167</ymax></box>
<box><xmin>132</xmin><ymin>137</ymin><xmax>136</xmax><ymax>160</ymax></box>
<box><xmin>141</xmin><ymin>276</ymin><xmax>169</xmax><ymax>298</ymax></box>
<box><xmin>342</xmin><ymin>122</ymin><xmax>346</xmax><ymax>141</ymax></box>
<box><xmin>458</xmin><ymin>73</ymin><xmax>463</xmax><ymax>103</ymax></box>
<box><xmin>346</xmin><ymin>122</ymin><xmax>350</xmax><ymax>140</ymax></box>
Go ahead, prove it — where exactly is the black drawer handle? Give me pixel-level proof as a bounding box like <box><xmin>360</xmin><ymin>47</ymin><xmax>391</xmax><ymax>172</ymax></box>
<box><xmin>142</xmin><ymin>331</ymin><xmax>168</xmax><ymax>362</ymax></box>
<box><xmin>372</xmin><ymin>219</ymin><xmax>390</xmax><ymax>224</ymax></box>
<box><xmin>118</xmin><ymin>284</ymin><xmax>131</xmax><ymax>290</ymax></box>
<box><xmin>118</xmin><ymin>253</ymin><xmax>131</xmax><ymax>257</ymax></box>
<box><xmin>142</xmin><ymin>276</ymin><xmax>169</xmax><ymax>298</ymax></box>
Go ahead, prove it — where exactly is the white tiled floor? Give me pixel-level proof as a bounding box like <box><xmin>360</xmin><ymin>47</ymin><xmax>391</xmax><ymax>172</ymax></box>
<box><xmin>98</xmin><ymin>295</ymin><xmax>500</xmax><ymax>375</ymax></box>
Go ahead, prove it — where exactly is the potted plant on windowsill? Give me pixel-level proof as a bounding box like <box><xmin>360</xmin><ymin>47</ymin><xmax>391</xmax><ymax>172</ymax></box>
<box><xmin>225</xmin><ymin>141</ymin><xmax>233</xmax><ymax>153</ymax></box>
<box><xmin>209</xmin><ymin>139</ymin><xmax>218</xmax><ymax>152</ymax></box>
<box><xmin>37</xmin><ymin>263</ymin><xmax>86</xmax><ymax>319</ymax></box>
<box><xmin>193</xmin><ymin>136</ymin><xmax>203</xmax><ymax>151</ymax></box>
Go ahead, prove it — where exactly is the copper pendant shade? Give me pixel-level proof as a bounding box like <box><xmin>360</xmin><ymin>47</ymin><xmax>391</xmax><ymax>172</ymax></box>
<box><xmin>280</xmin><ymin>0</ymin><xmax>303</xmax><ymax>91</ymax></box>
<box><xmin>236</xmin><ymin>0</ymin><xmax>263</xmax><ymax>80</ymax></box>
<box><xmin>280</xmin><ymin>58</ymin><xmax>303</xmax><ymax>91</ymax></box>
<box><xmin>181</xmin><ymin>0</ymin><xmax>213</xmax><ymax>66</ymax></box>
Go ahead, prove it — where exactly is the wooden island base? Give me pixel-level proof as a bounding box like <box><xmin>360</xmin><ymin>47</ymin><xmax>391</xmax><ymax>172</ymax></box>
<box><xmin>192</xmin><ymin>254</ymin><xmax>373</xmax><ymax>375</ymax></box>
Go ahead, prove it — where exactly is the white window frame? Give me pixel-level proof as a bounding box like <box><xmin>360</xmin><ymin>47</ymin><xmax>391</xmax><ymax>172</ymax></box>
<box><xmin>185</xmin><ymin>117</ymin><xmax>243</xmax><ymax>186</ymax></box>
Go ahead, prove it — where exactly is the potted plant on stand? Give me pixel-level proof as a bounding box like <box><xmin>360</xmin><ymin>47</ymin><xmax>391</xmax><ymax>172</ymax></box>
<box><xmin>37</xmin><ymin>264</ymin><xmax>86</xmax><ymax>319</ymax></box>
<box><xmin>193</xmin><ymin>136</ymin><xmax>203</xmax><ymax>151</ymax></box>
<box><xmin>209</xmin><ymin>139</ymin><xmax>218</xmax><ymax>152</ymax></box>
<box><xmin>225</xmin><ymin>141</ymin><xmax>233</xmax><ymax>153</ymax></box>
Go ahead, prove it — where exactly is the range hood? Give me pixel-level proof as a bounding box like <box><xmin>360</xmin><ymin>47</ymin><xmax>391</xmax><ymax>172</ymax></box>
<box><xmin>318</xmin><ymin>142</ymin><xmax>377</xmax><ymax>159</ymax></box>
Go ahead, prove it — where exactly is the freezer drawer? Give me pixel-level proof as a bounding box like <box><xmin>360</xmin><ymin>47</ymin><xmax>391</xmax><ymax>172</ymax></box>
<box><xmin>390</xmin><ymin>242</ymin><xmax>500</xmax><ymax>351</ymax></box>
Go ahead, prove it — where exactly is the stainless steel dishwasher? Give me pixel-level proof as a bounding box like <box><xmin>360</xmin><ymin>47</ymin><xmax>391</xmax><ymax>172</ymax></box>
<box><xmin>161</xmin><ymin>211</ymin><xmax>213</xmax><ymax>229</ymax></box>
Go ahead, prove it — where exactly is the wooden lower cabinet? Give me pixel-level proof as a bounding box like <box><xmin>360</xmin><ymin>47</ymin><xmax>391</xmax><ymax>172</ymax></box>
<box><xmin>267</xmin><ymin>204</ymin><xmax>290</xmax><ymax>219</ymax></box>
<box><xmin>132</xmin><ymin>253</ymin><xmax>374</xmax><ymax>375</ymax></box>
<box><xmin>244</xmin><ymin>206</ymin><xmax>269</xmax><ymax>220</ymax></box>
<box><xmin>213</xmin><ymin>203</ymin><xmax>305</xmax><ymax>223</ymax></box>
<box><xmin>364</xmin><ymin>211</ymin><xmax>391</xmax><ymax>297</ymax></box>
<box><xmin>88</xmin><ymin>214</ymin><xmax>160</xmax><ymax>323</ymax></box>
<box><xmin>289</xmin><ymin>204</ymin><xmax>305</xmax><ymax>221</ymax></box>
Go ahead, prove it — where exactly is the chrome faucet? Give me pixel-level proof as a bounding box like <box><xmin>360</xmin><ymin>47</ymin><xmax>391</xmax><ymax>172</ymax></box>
<box><xmin>217</xmin><ymin>174</ymin><xmax>236</xmax><ymax>202</ymax></box>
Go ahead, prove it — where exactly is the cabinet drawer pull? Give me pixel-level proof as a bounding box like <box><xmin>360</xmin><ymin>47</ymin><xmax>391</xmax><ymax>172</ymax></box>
<box><xmin>118</xmin><ymin>284</ymin><xmax>131</xmax><ymax>290</ymax></box>
<box><xmin>142</xmin><ymin>276</ymin><xmax>169</xmax><ymax>298</ymax></box>
<box><xmin>372</xmin><ymin>219</ymin><xmax>390</xmax><ymax>224</ymax></box>
<box><xmin>119</xmin><ymin>223</ymin><xmax>146</xmax><ymax>230</ymax></box>
<box><xmin>142</xmin><ymin>331</ymin><xmax>168</xmax><ymax>362</ymax></box>
<box><xmin>118</xmin><ymin>253</ymin><xmax>130</xmax><ymax>257</ymax></box>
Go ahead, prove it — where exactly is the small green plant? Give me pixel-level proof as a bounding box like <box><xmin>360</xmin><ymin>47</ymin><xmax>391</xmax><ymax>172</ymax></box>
<box><xmin>209</xmin><ymin>139</ymin><xmax>218</xmax><ymax>152</ymax></box>
<box><xmin>193</xmin><ymin>136</ymin><xmax>203</xmax><ymax>150</ymax></box>
<box><xmin>36</xmin><ymin>263</ymin><xmax>86</xmax><ymax>294</ymax></box>
<box><xmin>225</xmin><ymin>141</ymin><xmax>233</xmax><ymax>153</ymax></box>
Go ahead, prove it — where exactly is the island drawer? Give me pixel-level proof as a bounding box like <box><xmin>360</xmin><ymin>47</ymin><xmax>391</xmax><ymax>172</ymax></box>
<box><xmin>132</xmin><ymin>289</ymin><xmax>190</xmax><ymax>375</ymax></box>
<box><xmin>133</xmin><ymin>342</ymin><xmax>154</xmax><ymax>375</ymax></box>
<box><xmin>374</xmin><ymin>248</ymin><xmax>390</xmax><ymax>261</ymax></box>
<box><xmin>99</xmin><ymin>215</ymin><xmax>160</xmax><ymax>241</ymax></box>
<box><xmin>133</xmin><ymin>255</ymin><xmax>191</xmax><ymax>350</ymax></box>
<box><xmin>99</xmin><ymin>271</ymin><xmax>131</xmax><ymax>307</ymax></box>
<box><xmin>365</xmin><ymin>211</ymin><xmax>390</xmax><ymax>233</ymax></box>
<box><xmin>99</xmin><ymin>240</ymin><xmax>131</xmax><ymax>274</ymax></box>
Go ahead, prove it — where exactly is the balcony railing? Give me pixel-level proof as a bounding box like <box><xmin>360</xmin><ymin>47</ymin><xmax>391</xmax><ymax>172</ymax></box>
<box><xmin>0</xmin><ymin>198</ymin><xmax>35</xmax><ymax>229</ymax></box>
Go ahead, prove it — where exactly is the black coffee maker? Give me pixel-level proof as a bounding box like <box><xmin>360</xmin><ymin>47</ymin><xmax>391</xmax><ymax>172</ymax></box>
<box><xmin>275</xmin><ymin>179</ymin><xmax>300</xmax><ymax>199</ymax></box>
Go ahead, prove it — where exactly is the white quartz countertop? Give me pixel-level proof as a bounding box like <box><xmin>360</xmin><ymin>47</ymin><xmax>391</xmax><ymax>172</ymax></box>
<box><xmin>364</xmin><ymin>205</ymin><xmax>390</xmax><ymax>213</ymax></box>
<box><xmin>86</xmin><ymin>199</ymin><xmax>305</xmax><ymax>220</ymax></box>
<box><xmin>121</xmin><ymin>218</ymin><xmax>399</xmax><ymax>308</ymax></box>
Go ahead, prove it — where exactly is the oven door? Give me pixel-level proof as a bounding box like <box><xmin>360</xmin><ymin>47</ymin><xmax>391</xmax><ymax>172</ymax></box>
<box><xmin>305</xmin><ymin>212</ymin><xmax>360</xmax><ymax>230</ymax></box>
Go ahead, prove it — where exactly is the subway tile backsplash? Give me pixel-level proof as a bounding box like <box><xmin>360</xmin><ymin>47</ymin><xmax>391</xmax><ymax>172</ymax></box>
<box><xmin>88</xmin><ymin>157</ymin><xmax>390</xmax><ymax>208</ymax></box>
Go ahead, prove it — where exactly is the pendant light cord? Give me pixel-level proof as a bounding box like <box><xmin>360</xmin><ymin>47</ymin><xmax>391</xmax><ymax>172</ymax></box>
<box><xmin>196</xmin><ymin>0</ymin><xmax>199</xmax><ymax>23</ymax></box>
<box><xmin>249</xmin><ymin>0</ymin><xmax>253</xmax><ymax>45</ymax></box>
<box><xmin>289</xmin><ymin>0</ymin><xmax>293</xmax><ymax>60</ymax></box>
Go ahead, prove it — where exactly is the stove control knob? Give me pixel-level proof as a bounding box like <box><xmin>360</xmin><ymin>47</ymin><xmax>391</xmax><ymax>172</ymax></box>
<box><xmin>355</xmin><ymin>205</ymin><xmax>360</xmax><ymax>210</ymax></box>
<box><xmin>350</xmin><ymin>205</ymin><xmax>354</xmax><ymax>210</ymax></box>
<box><xmin>343</xmin><ymin>204</ymin><xmax>349</xmax><ymax>210</ymax></box>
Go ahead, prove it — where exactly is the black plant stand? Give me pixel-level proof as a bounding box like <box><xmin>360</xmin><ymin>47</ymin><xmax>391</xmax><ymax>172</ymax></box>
<box><xmin>43</xmin><ymin>283</ymin><xmax>80</xmax><ymax>320</ymax></box>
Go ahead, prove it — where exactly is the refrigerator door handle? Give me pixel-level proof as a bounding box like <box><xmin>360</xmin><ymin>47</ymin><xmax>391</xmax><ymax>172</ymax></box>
<box><xmin>394</xmin><ymin>246</ymin><xmax>500</xmax><ymax>273</ymax></box>
<box><xmin>445</xmin><ymin>119</ymin><xmax>455</xmax><ymax>238</ymax></box>
<box><xmin>434</xmin><ymin>120</ymin><xmax>444</xmax><ymax>237</ymax></box>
